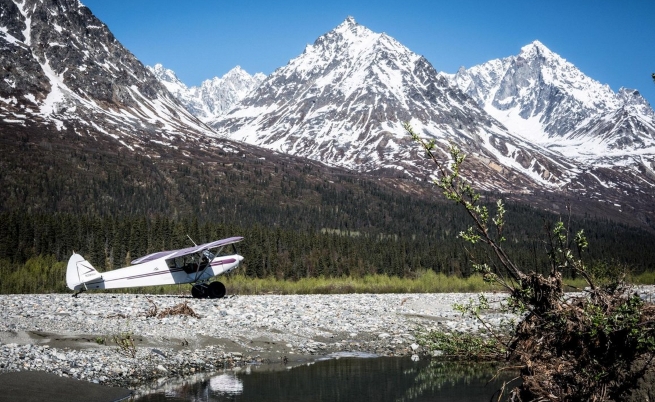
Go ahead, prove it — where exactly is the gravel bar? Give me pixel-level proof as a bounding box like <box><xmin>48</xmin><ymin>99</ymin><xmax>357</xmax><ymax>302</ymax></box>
<box><xmin>2</xmin><ymin>288</ymin><xmax>653</xmax><ymax>391</ymax></box>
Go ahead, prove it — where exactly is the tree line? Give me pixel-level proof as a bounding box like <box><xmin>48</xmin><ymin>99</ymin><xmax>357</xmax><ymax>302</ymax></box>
<box><xmin>1</xmin><ymin>207</ymin><xmax>654</xmax><ymax>294</ymax></box>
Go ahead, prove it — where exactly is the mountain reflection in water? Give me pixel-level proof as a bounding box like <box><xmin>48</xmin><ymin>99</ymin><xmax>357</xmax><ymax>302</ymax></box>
<box><xmin>134</xmin><ymin>357</ymin><xmax>514</xmax><ymax>402</ymax></box>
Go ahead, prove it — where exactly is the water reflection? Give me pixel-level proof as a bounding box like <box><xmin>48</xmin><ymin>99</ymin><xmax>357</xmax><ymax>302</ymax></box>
<box><xmin>397</xmin><ymin>359</ymin><xmax>512</xmax><ymax>402</ymax></box>
<box><xmin>208</xmin><ymin>373</ymin><xmax>243</xmax><ymax>395</ymax></box>
<box><xmin>134</xmin><ymin>357</ymin><xmax>513</xmax><ymax>402</ymax></box>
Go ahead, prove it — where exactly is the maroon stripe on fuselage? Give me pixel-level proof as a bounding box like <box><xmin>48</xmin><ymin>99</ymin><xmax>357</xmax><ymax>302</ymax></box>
<box><xmin>210</xmin><ymin>258</ymin><xmax>236</xmax><ymax>266</ymax></box>
<box><xmin>89</xmin><ymin>267</ymin><xmax>188</xmax><ymax>284</ymax></box>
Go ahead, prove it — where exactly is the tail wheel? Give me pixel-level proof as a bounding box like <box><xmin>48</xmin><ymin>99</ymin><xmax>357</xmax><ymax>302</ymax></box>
<box><xmin>191</xmin><ymin>284</ymin><xmax>207</xmax><ymax>299</ymax></box>
<box><xmin>208</xmin><ymin>281</ymin><xmax>226</xmax><ymax>299</ymax></box>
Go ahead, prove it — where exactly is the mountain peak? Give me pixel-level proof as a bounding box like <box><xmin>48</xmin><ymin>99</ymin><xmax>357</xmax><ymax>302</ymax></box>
<box><xmin>1</xmin><ymin>0</ymin><xmax>211</xmax><ymax>139</ymax></box>
<box><xmin>448</xmin><ymin>40</ymin><xmax>655</xmax><ymax>161</ymax></box>
<box><xmin>519</xmin><ymin>40</ymin><xmax>558</xmax><ymax>61</ymax></box>
<box><xmin>149</xmin><ymin>63</ymin><xmax>265</xmax><ymax>123</ymax></box>
<box><xmin>337</xmin><ymin>16</ymin><xmax>358</xmax><ymax>29</ymax></box>
<box><xmin>210</xmin><ymin>17</ymin><xmax>581</xmax><ymax>193</ymax></box>
<box><xmin>148</xmin><ymin>63</ymin><xmax>183</xmax><ymax>85</ymax></box>
<box><xmin>618</xmin><ymin>87</ymin><xmax>655</xmax><ymax>117</ymax></box>
<box><xmin>223</xmin><ymin>65</ymin><xmax>248</xmax><ymax>78</ymax></box>
<box><xmin>330</xmin><ymin>16</ymin><xmax>375</xmax><ymax>41</ymax></box>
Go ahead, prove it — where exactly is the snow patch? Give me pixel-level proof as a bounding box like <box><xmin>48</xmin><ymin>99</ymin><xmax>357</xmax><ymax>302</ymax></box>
<box><xmin>0</xmin><ymin>26</ymin><xmax>20</xmax><ymax>44</ymax></box>
<box><xmin>14</xmin><ymin>0</ymin><xmax>32</xmax><ymax>46</ymax></box>
<box><xmin>0</xmin><ymin>96</ymin><xmax>17</xmax><ymax>104</ymax></box>
<box><xmin>39</xmin><ymin>57</ymin><xmax>68</xmax><ymax>116</ymax></box>
<box><xmin>23</xmin><ymin>94</ymin><xmax>37</xmax><ymax>104</ymax></box>
<box><xmin>3</xmin><ymin>118</ymin><xmax>25</xmax><ymax>124</ymax></box>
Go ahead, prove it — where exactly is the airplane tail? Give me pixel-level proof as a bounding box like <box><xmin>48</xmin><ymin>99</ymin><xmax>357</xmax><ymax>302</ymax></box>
<box><xmin>66</xmin><ymin>253</ymin><xmax>102</xmax><ymax>290</ymax></box>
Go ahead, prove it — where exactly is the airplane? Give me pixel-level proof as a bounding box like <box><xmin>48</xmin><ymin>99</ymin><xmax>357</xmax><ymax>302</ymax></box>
<box><xmin>66</xmin><ymin>237</ymin><xmax>244</xmax><ymax>298</ymax></box>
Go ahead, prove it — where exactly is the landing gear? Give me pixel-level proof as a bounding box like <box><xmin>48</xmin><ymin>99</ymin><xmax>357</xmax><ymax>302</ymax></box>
<box><xmin>191</xmin><ymin>283</ymin><xmax>207</xmax><ymax>299</ymax></box>
<box><xmin>191</xmin><ymin>281</ymin><xmax>226</xmax><ymax>299</ymax></box>
<box><xmin>208</xmin><ymin>281</ymin><xmax>226</xmax><ymax>299</ymax></box>
<box><xmin>72</xmin><ymin>289</ymin><xmax>85</xmax><ymax>298</ymax></box>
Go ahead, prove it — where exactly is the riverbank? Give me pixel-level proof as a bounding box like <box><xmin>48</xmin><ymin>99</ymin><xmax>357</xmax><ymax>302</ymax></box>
<box><xmin>1</xmin><ymin>288</ymin><xmax>654</xmax><ymax>394</ymax></box>
<box><xmin>0</xmin><ymin>292</ymin><xmax>512</xmax><ymax>389</ymax></box>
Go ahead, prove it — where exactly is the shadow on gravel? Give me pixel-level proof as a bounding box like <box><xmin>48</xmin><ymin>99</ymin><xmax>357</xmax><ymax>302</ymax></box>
<box><xmin>0</xmin><ymin>371</ymin><xmax>131</xmax><ymax>402</ymax></box>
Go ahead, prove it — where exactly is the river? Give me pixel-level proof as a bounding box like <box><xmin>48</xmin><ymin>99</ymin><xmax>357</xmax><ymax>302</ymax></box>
<box><xmin>133</xmin><ymin>355</ymin><xmax>514</xmax><ymax>401</ymax></box>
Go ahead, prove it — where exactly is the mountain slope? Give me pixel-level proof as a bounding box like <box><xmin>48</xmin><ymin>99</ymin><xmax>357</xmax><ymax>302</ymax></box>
<box><xmin>0</xmin><ymin>0</ymin><xmax>213</xmax><ymax>145</ymax></box>
<box><xmin>148</xmin><ymin>64</ymin><xmax>265</xmax><ymax>122</ymax></box>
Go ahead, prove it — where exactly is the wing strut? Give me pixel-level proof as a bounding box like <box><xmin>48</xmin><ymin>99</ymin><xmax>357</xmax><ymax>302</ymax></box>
<box><xmin>191</xmin><ymin>248</ymin><xmax>214</xmax><ymax>283</ymax></box>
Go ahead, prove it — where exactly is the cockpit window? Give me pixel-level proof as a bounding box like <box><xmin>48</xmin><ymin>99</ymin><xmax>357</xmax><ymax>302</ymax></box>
<box><xmin>166</xmin><ymin>252</ymin><xmax>210</xmax><ymax>274</ymax></box>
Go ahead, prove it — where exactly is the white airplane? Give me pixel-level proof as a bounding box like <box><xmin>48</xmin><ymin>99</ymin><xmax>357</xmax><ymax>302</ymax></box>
<box><xmin>66</xmin><ymin>237</ymin><xmax>244</xmax><ymax>298</ymax></box>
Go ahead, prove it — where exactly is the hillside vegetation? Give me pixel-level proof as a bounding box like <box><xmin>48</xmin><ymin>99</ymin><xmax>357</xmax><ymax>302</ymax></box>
<box><xmin>1</xmin><ymin>125</ymin><xmax>654</xmax><ymax>294</ymax></box>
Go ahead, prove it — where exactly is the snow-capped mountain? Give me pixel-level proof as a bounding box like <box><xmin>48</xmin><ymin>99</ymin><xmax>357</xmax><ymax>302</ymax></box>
<box><xmin>446</xmin><ymin>41</ymin><xmax>655</xmax><ymax>162</ymax></box>
<box><xmin>148</xmin><ymin>64</ymin><xmax>265</xmax><ymax>122</ymax></box>
<box><xmin>207</xmin><ymin>19</ymin><xmax>655</xmax><ymax>223</ymax></box>
<box><xmin>2</xmin><ymin>2</ymin><xmax>653</xmax><ymax>228</ymax></box>
<box><xmin>0</xmin><ymin>0</ymin><xmax>212</xmax><ymax>144</ymax></box>
<box><xmin>211</xmin><ymin>17</ymin><xmax>581</xmax><ymax>192</ymax></box>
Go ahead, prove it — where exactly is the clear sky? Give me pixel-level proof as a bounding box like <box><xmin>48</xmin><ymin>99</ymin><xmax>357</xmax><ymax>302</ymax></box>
<box><xmin>82</xmin><ymin>0</ymin><xmax>655</xmax><ymax>106</ymax></box>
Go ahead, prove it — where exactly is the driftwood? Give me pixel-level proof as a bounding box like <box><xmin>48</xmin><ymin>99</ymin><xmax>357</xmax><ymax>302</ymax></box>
<box><xmin>144</xmin><ymin>296</ymin><xmax>201</xmax><ymax>319</ymax></box>
<box><xmin>506</xmin><ymin>275</ymin><xmax>655</xmax><ymax>401</ymax></box>
<box><xmin>157</xmin><ymin>300</ymin><xmax>201</xmax><ymax>319</ymax></box>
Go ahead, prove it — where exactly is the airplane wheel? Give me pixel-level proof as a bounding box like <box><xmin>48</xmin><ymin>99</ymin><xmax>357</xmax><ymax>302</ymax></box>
<box><xmin>208</xmin><ymin>281</ymin><xmax>226</xmax><ymax>299</ymax></box>
<box><xmin>191</xmin><ymin>284</ymin><xmax>207</xmax><ymax>299</ymax></box>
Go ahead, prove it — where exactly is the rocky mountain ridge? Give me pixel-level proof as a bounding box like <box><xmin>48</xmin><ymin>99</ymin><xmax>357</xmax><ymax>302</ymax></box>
<box><xmin>203</xmin><ymin>18</ymin><xmax>654</xmax><ymax>225</ymax></box>
<box><xmin>147</xmin><ymin>64</ymin><xmax>265</xmax><ymax>122</ymax></box>
<box><xmin>0</xmin><ymin>0</ymin><xmax>214</xmax><ymax>147</ymax></box>
<box><xmin>209</xmin><ymin>17</ymin><xmax>582</xmax><ymax>193</ymax></box>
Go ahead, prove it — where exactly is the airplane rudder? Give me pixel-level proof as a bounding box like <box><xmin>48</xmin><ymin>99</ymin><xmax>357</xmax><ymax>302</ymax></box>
<box><xmin>66</xmin><ymin>253</ymin><xmax>84</xmax><ymax>290</ymax></box>
<box><xmin>66</xmin><ymin>253</ymin><xmax>100</xmax><ymax>290</ymax></box>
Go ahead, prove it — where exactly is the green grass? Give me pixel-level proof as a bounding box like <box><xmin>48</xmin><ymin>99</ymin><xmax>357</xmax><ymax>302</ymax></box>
<box><xmin>155</xmin><ymin>270</ymin><xmax>655</xmax><ymax>296</ymax></box>
<box><xmin>561</xmin><ymin>272</ymin><xmax>655</xmax><ymax>291</ymax></box>
<box><xmin>114</xmin><ymin>270</ymin><xmax>503</xmax><ymax>295</ymax></box>
<box><xmin>8</xmin><ymin>259</ymin><xmax>651</xmax><ymax>296</ymax></box>
<box><xmin>218</xmin><ymin>270</ymin><xmax>501</xmax><ymax>295</ymax></box>
<box><xmin>104</xmin><ymin>270</ymin><xmax>655</xmax><ymax>296</ymax></box>
<box><xmin>222</xmin><ymin>271</ymin><xmax>655</xmax><ymax>296</ymax></box>
<box><xmin>631</xmin><ymin>271</ymin><xmax>655</xmax><ymax>285</ymax></box>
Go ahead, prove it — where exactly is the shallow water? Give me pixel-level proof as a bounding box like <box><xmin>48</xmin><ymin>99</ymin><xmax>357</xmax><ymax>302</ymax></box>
<box><xmin>133</xmin><ymin>356</ymin><xmax>513</xmax><ymax>402</ymax></box>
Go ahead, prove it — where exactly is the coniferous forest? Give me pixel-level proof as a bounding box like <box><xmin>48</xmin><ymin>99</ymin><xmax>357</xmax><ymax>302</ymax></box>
<box><xmin>1</xmin><ymin>126</ymin><xmax>654</xmax><ymax>294</ymax></box>
<box><xmin>2</xmin><ymin>203</ymin><xmax>654</xmax><ymax>294</ymax></box>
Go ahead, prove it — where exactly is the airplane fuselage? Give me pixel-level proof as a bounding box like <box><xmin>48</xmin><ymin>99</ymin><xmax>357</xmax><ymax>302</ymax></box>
<box><xmin>66</xmin><ymin>237</ymin><xmax>244</xmax><ymax>298</ymax></box>
<box><xmin>68</xmin><ymin>254</ymin><xmax>243</xmax><ymax>291</ymax></box>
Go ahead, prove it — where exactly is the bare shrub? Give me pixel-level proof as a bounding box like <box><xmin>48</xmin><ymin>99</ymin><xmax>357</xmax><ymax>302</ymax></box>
<box><xmin>407</xmin><ymin>122</ymin><xmax>655</xmax><ymax>401</ymax></box>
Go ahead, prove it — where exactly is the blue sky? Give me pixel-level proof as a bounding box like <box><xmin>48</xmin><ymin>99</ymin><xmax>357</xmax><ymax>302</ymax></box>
<box><xmin>82</xmin><ymin>0</ymin><xmax>655</xmax><ymax>106</ymax></box>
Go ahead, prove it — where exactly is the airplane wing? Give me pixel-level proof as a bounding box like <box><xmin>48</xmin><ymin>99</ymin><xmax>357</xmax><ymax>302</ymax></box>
<box><xmin>130</xmin><ymin>236</ymin><xmax>244</xmax><ymax>265</ymax></box>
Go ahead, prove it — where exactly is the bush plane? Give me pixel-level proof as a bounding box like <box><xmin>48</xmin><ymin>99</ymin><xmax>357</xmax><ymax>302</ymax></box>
<box><xmin>66</xmin><ymin>237</ymin><xmax>244</xmax><ymax>298</ymax></box>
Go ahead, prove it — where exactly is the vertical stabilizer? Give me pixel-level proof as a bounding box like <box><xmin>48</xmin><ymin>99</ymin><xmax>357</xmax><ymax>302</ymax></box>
<box><xmin>66</xmin><ymin>254</ymin><xmax>102</xmax><ymax>290</ymax></box>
